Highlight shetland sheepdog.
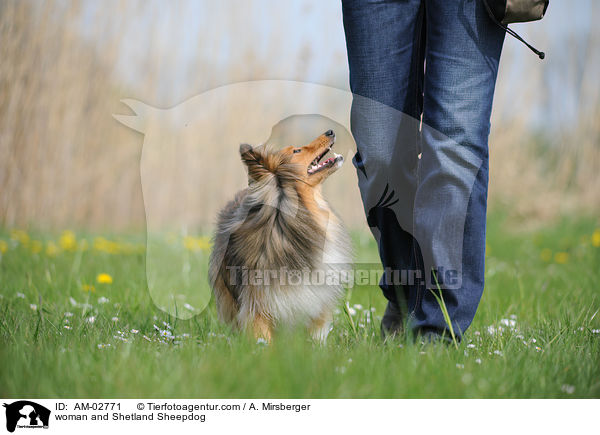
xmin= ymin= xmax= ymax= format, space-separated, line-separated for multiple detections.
xmin=208 ymin=130 xmax=351 ymax=342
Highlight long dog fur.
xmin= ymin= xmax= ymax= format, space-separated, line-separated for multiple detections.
xmin=208 ymin=141 xmax=351 ymax=341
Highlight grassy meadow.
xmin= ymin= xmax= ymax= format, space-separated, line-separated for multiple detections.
xmin=1 ymin=0 xmax=600 ymax=401
xmin=1 ymin=214 xmax=599 ymax=398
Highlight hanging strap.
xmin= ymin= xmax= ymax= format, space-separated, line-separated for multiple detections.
xmin=483 ymin=0 xmax=546 ymax=59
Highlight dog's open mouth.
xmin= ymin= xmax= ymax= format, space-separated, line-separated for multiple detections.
xmin=307 ymin=144 xmax=343 ymax=175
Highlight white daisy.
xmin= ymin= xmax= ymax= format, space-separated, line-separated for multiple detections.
xmin=561 ymin=384 xmax=575 ymax=394
xmin=500 ymin=318 xmax=516 ymax=328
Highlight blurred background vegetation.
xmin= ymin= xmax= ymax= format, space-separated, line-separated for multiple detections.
xmin=1 ymin=0 xmax=598 ymax=231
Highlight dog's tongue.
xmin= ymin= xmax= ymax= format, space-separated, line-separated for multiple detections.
xmin=308 ymin=153 xmax=342 ymax=174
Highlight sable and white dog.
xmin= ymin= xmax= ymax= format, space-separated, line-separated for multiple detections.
xmin=209 ymin=130 xmax=351 ymax=342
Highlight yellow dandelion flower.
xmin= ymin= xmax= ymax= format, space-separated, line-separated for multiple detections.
xmin=93 ymin=237 xmax=108 ymax=251
xmin=59 ymin=230 xmax=77 ymax=251
xmin=540 ymin=248 xmax=552 ymax=262
xmin=97 ymin=273 xmax=113 ymax=284
xmin=119 ymin=242 xmax=141 ymax=255
xmin=592 ymin=229 xmax=600 ymax=248
xmin=82 ymin=284 xmax=96 ymax=293
xmin=183 ymin=236 xmax=213 ymax=252
xmin=10 ymin=229 xmax=29 ymax=246
xmin=45 ymin=241 xmax=60 ymax=256
xmin=554 ymin=252 xmax=569 ymax=264
xmin=30 ymin=240 xmax=43 ymax=254
xmin=94 ymin=237 xmax=120 ymax=254
xmin=0 ymin=240 xmax=7 ymax=254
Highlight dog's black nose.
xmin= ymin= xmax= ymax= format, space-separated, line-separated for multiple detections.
xmin=324 ymin=129 xmax=334 ymax=137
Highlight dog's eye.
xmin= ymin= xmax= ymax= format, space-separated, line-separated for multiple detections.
xmin=293 ymin=148 xmax=301 ymax=154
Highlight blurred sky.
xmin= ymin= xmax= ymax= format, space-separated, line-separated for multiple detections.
xmin=77 ymin=0 xmax=598 ymax=132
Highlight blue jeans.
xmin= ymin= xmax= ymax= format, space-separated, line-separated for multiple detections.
xmin=342 ymin=0 xmax=505 ymax=338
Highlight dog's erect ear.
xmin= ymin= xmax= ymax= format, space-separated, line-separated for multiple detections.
xmin=239 ymin=143 xmax=256 ymax=164
xmin=239 ymin=143 xmax=253 ymax=156
xmin=239 ymin=143 xmax=280 ymax=184
xmin=239 ymin=143 xmax=262 ymax=168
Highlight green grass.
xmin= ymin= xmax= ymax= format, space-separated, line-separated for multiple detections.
xmin=1 ymin=214 xmax=599 ymax=398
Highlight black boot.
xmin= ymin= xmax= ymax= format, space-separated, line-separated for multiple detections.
xmin=380 ymin=300 xmax=404 ymax=338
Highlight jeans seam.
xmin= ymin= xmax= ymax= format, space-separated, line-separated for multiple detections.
xmin=410 ymin=0 xmax=425 ymax=320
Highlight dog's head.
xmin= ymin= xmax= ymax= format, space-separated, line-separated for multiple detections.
xmin=240 ymin=130 xmax=343 ymax=187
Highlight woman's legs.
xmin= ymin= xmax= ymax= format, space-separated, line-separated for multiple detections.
xmin=342 ymin=0 xmax=425 ymax=313
xmin=410 ymin=0 xmax=505 ymax=337
xmin=342 ymin=0 xmax=505 ymax=339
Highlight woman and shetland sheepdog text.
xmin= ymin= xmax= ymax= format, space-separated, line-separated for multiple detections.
xmin=209 ymin=130 xmax=352 ymax=342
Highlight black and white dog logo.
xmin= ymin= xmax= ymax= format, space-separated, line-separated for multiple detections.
xmin=3 ymin=401 xmax=50 ymax=432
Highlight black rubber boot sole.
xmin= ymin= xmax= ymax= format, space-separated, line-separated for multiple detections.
xmin=380 ymin=300 xmax=404 ymax=339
